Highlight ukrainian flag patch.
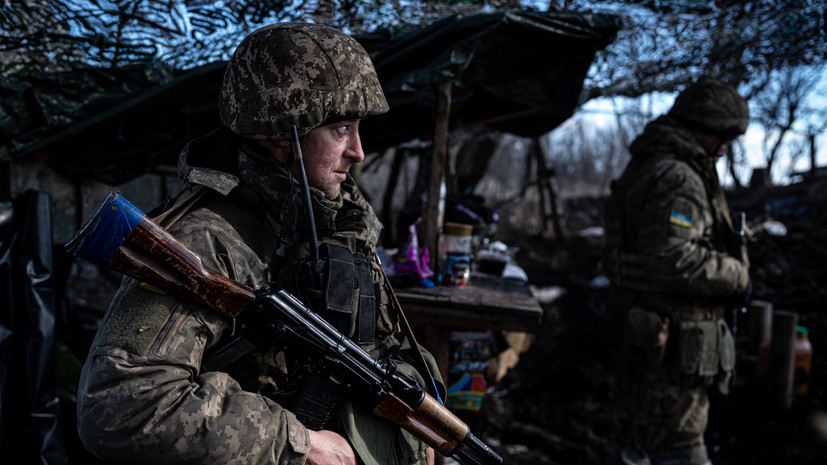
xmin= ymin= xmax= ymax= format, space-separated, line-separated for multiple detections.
xmin=669 ymin=211 xmax=692 ymax=228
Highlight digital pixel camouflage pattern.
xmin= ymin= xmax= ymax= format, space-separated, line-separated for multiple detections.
xmin=78 ymin=130 xmax=441 ymax=465
xmin=220 ymin=22 xmax=389 ymax=140
xmin=601 ymin=79 xmax=750 ymax=464
xmin=77 ymin=22 xmax=438 ymax=465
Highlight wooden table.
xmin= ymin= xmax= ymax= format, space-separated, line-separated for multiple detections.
xmin=394 ymin=271 xmax=544 ymax=382
xmin=394 ymin=272 xmax=542 ymax=464
xmin=396 ymin=271 xmax=543 ymax=330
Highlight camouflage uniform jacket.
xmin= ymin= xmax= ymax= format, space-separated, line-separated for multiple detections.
xmin=77 ymin=129 xmax=440 ymax=465
xmin=602 ymin=115 xmax=750 ymax=317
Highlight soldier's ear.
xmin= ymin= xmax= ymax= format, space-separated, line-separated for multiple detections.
xmin=257 ymin=139 xmax=292 ymax=163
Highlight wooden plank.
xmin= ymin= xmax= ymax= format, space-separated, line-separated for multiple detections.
xmin=395 ymin=274 xmax=543 ymax=332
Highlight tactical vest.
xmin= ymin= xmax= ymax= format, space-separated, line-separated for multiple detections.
xmin=603 ymin=152 xmax=736 ymax=393
xmin=153 ymin=181 xmax=386 ymax=354
xmin=602 ymin=154 xmax=660 ymax=294
xmin=602 ymin=153 xmax=738 ymax=300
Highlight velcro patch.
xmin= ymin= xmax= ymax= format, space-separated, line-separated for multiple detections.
xmin=669 ymin=211 xmax=692 ymax=228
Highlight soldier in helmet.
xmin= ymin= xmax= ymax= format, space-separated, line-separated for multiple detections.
xmin=601 ymin=77 xmax=751 ymax=465
xmin=76 ymin=23 xmax=443 ymax=465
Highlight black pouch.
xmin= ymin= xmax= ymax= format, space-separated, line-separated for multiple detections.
xmin=297 ymin=243 xmax=355 ymax=335
xmin=297 ymin=243 xmax=377 ymax=345
xmin=321 ymin=243 xmax=358 ymax=314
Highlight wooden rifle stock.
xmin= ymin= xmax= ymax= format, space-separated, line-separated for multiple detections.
xmin=65 ymin=191 xmax=253 ymax=317
xmin=65 ymin=191 xmax=502 ymax=465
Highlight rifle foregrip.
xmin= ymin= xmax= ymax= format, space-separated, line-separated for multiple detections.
xmin=65 ymin=191 xmax=255 ymax=317
xmin=374 ymin=393 xmax=503 ymax=465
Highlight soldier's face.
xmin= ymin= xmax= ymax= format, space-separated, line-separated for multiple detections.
xmin=302 ymin=119 xmax=365 ymax=199
xmin=695 ymin=132 xmax=729 ymax=162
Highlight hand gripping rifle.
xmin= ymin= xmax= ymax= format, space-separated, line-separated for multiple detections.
xmin=65 ymin=191 xmax=502 ymax=465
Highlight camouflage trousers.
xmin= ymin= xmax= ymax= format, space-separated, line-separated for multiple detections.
xmin=614 ymin=364 xmax=710 ymax=456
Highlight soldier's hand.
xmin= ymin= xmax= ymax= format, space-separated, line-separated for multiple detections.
xmin=306 ymin=429 xmax=357 ymax=465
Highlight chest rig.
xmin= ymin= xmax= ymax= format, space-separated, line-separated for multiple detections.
xmin=603 ymin=150 xmax=737 ymax=295
xmin=152 ymin=178 xmax=379 ymax=350
xmin=284 ymin=239 xmax=378 ymax=346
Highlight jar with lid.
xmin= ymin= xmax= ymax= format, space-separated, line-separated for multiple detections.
xmin=441 ymin=222 xmax=473 ymax=285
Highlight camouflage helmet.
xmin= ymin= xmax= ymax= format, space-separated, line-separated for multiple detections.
xmin=668 ymin=77 xmax=749 ymax=140
xmin=219 ymin=22 xmax=389 ymax=139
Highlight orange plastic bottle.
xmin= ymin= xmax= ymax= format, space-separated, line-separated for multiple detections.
xmin=793 ymin=326 xmax=813 ymax=396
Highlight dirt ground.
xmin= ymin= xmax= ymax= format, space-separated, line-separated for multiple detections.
xmin=477 ymin=175 xmax=827 ymax=464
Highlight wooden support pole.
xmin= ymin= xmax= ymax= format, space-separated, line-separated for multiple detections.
xmin=423 ymin=81 xmax=451 ymax=280
xmin=533 ymin=138 xmax=565 ymax=240
xmin=748 ymin=300 xmax=773 ymax=354
xmin=533 ymin=140 xmax=551 ymax=232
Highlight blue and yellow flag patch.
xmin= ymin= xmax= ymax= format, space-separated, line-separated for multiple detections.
xmin=669 ymin=211 xmax=692 ymax=228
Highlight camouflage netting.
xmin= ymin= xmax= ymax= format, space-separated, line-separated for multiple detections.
xmin=0 ymin=63 xmax=226 ymax=185
xmin=1 ymin=10 xmax=620 ymax=185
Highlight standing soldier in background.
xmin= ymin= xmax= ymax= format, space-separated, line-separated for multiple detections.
xmin=75 ymin=22 xmax=443 ymax=465
xmin=602 ymin=77 xmax=751 ymax=465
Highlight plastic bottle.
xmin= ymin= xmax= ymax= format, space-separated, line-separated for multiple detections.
xmin=793 ymin=326 xmax=813 ymax=396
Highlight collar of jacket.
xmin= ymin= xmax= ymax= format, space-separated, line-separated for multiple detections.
xmin=175 ymin=127 xmax=383 ymax=252
xmin=177 ymin=127 xmax=243 ymax=195
xmin=235 ymin=143 xmax=383 ymax=253
xmin=629 ymin=115 xmax=717 ymax=181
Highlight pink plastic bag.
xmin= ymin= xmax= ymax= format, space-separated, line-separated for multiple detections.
xmin=392 ymin=220 xmax=433 ymax=286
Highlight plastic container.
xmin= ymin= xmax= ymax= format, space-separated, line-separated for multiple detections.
xmin=442 ymin=222 xmax=473 ymax=254
xmin=441 ymin=222 xmax=473 ymax=286
xmin=478 ymin=250 xmax=508 ymax=276
xmin=793 ymin=326 xmax=813 ymax=396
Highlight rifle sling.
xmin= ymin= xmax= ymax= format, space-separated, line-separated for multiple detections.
xmin=152 ymin=184 xmax=212 ymax=229
xmin=378 ymin=264 xmax=441 ymax=401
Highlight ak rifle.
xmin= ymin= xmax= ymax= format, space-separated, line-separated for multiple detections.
xmin=65 ymin=191 xmax=502 ymax=465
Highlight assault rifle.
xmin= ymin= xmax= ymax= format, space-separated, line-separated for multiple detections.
xmin=65 ymin=191 xmax=502 ymax=465
xmin=731 ymin=210 xmax=749 ymax=338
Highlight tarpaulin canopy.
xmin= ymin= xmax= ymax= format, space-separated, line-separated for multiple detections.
xmin=0 ymin=9 xmax=620 ymax=186
xmin=358 ymin=9 xmax=621 ymax=152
